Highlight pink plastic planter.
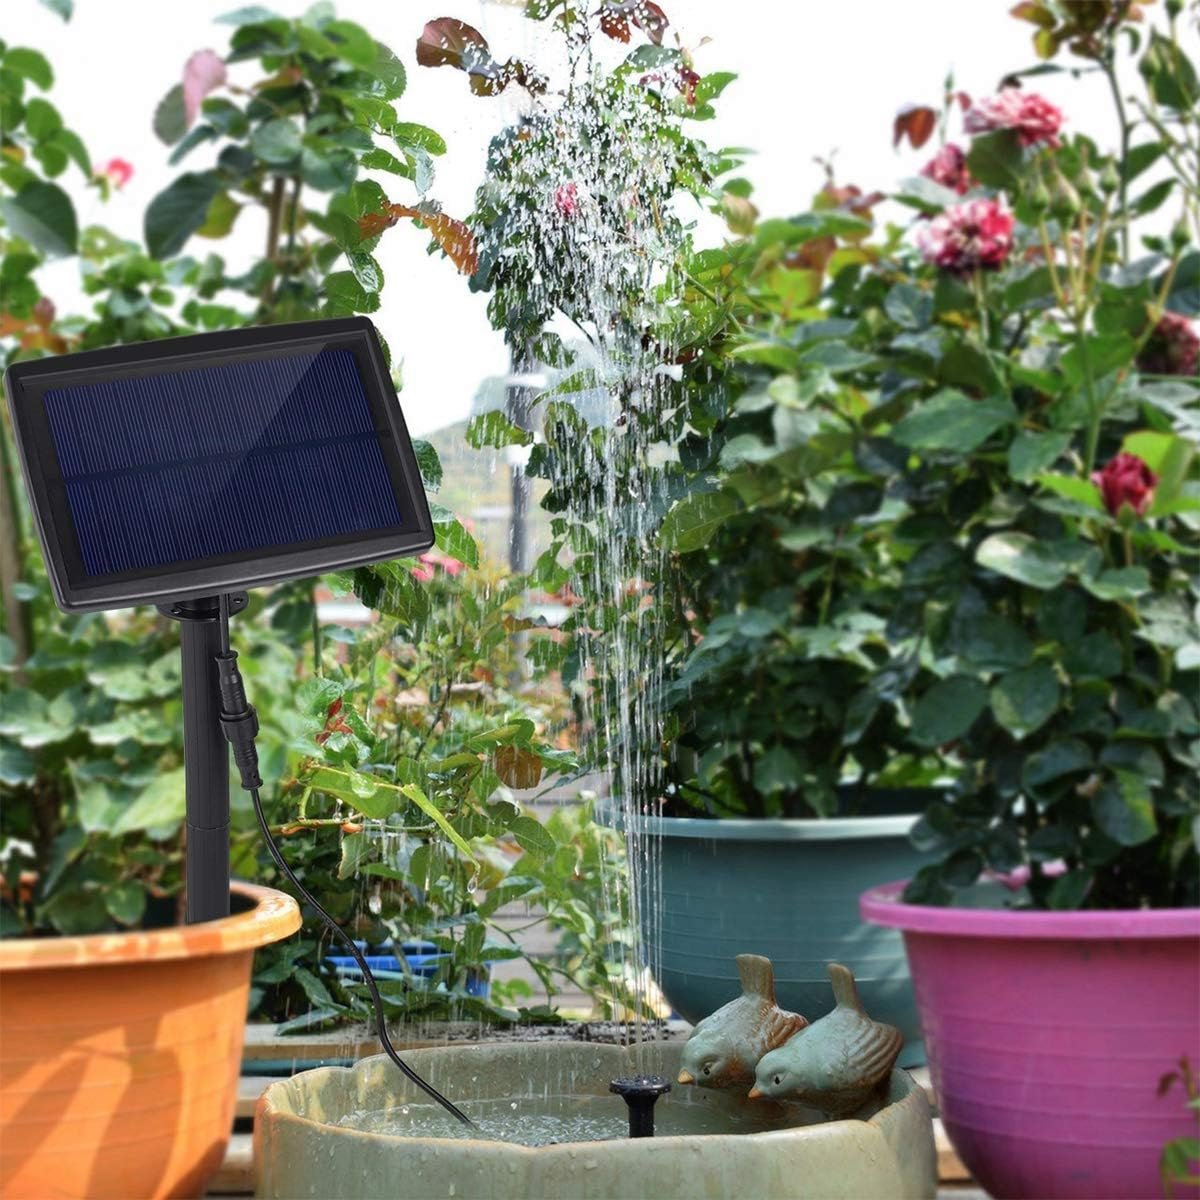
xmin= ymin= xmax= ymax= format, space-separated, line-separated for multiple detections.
xmin=861 ymin=880 xmax=1200 ymax=1199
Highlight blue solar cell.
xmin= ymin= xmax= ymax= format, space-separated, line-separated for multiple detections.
xmin=42 ymin=347 xmax=404 ymax=577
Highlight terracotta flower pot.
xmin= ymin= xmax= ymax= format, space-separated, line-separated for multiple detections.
xmin=861 ymin=879 xmax=1200 ymax=1200
xmin=0 ymin=881 xmax=300 ymax=1200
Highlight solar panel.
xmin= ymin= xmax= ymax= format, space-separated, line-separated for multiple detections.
xmin=5 ymin=318 xmax=434 ymax=611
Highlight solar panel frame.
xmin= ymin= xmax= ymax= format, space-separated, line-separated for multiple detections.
xmin=4 ymin=317 xmax=435 ymax=612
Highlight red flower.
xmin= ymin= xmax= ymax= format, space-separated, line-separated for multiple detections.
xmin=553 ymin=182 xmax=579 ymax=219
xmin=1137 ymin=311 xmax=1199 ymax=378
xmin=1091 ymin=452 xmax=1158 ymax=518
xmin=964 ymin=88 xmax=1064 ymax=148
xmin=920 ymin=143 xmax=973 ymax=195
xmin=916 ymin=197 xmax=1014 ymax=273
xmin=102 ymin=158 xmax=134 ymax=189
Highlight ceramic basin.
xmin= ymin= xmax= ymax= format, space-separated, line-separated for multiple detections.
xmin=255 ymin=1042 xmax=935 ymax=1199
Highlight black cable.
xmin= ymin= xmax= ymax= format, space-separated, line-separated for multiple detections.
xmin=217 ymin=594 xmax=474 ymax=1127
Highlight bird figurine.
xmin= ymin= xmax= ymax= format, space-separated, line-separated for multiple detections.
xmin=677 ymin=954 xmax=808 ymax=1090
xmin=748 ymin=962 xmax=902 ymax=1118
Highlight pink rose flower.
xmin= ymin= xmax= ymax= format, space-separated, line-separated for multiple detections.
xmin=916 ymin=197 xmax=1014 ymax=273
xmin=1091 ymin=452 xmax=1158 ymax=518
xmin=920 ymin=143 xmax=973 ymax=195
xmin=102 ymin=158 xmax=134 ymax=189
xmin=410 ymin=560 xmax=436 ymax=583
xmin=964 ymin=87 xmax=1063 ymax=148
xmin=1137 ymin=311 xmax=1199 ymax=378
xmin=553 ymin=182 xmax=579 ymax=219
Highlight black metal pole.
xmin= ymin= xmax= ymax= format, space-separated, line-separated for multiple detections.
xmin=160 ymin=593 xmax=247 ymax=923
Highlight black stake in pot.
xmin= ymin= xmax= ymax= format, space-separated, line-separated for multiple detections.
xmin=610 ymin=1076 xmax=671 ymax=1138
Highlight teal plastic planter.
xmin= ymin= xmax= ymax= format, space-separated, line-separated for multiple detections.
xmin=608 ymin=805 xmax=930 ymax=1066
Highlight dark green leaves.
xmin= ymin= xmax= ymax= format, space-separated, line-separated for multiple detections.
xmin=144 ymin=171 xmax=221 ymax=258
xmin=4 ymin=47 xmax=54 ymax=90
xmin=991 ymin=662 xmax=1060 ymax=738
xmin=892 ymin=389 xmax=1016 ymax=453
xmin=911 ymin=676 xmax=988 ymax=745
xmin=466 ymin=410 xmax=533 ymax=450
xmin=660 ymin=491 xmax=740 ymax=553
xmin=1092 ymin=773 xmax=1158 ymax=846
xmin=976 ymin=532 xmax=1070 ymax=590
xmin=250 ymin=117 xmax=302 ymax=164
xmin=965 ymin=130 xmax=1024 ymax=188
xmin=153 ymin=84 xmax=188 ymax=145
xmin=1139 ymin=29 xmax=1199 ymax=112
xmin=0 ymin=181 xmax=77 ymax=257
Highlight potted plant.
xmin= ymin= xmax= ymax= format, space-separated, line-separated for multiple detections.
xmin=851 ymin=5 xmax=1200 ymax=1198
xmin=0 ymin=10 xmax=470 ymax=1195
xmin=402 ymin=0 xmax=948 ymax=1053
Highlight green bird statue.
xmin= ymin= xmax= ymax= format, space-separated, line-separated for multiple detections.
xmin=748 ymin=962 xmax=902 ymax=1118
xmin=677 ymin=954 xmax=808 ymax=1090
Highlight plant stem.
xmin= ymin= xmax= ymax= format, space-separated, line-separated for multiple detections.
xmin=1101 ymin=54 xmax=1130 ymax=264
xmin=262 ymin=175 xmax=286 ymax=307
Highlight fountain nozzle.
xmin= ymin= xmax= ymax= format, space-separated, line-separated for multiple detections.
xmin=609 ymin=1075 xmax=671 ymax=1138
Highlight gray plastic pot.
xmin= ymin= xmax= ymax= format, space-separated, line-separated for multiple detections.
xmin=603 ymin=798 xmax=931 ymax=1065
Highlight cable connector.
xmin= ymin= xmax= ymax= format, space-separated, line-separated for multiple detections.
xmin=216 ymin=650 xmax=263 ymax=790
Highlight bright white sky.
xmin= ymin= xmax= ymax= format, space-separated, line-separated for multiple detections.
xmin=14 ymin=0 xmax=1123 ymax=435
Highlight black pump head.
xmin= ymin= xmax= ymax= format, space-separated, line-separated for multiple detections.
xmin=609 ymin=1075 xmax=671 ymax=1138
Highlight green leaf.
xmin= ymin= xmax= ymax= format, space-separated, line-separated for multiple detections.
xmin=4 ymin=48 xmax=53 ymax=90
xmin=1008 ymin=430 xmax=1071 ymax=482
xmin=1081 ymin=567 xmax=1151 ymax=602
xmin=324 ymin=19 xmax=376 ymax=67
xmin=1023 ymin=738 xmax=1093 ymax=789
xmin=398 ymin=783 xmax=475 ymax=859
xmin=346 ymin=251 xmax=383 ymax=293
xmin=215 ymin=5 xmax=279 ymax=22
xmin=250 ymin=117 xmax=302 ymax=164
xmin=144 ymin=171 xmax=220 ymax=258
xmin=38 ymin=0 xmax=73 ymax=20
xmin=1122 ymin=431 xmax=1195 ymax=513
xmin=965 ymin=129 xmax=1024 ymax=188
xmin=911 ymin=676 xmax=989 ymax=746
xmin=509 ymin=815 xmax=555 ymax=857
xmin=976 ymin=532 xmax=1070 ymax=589
xmin=24 ymin=97 xmax=62 ymax=140
xmin=1037 ymin=472 xmax=1105 ymax=511
xmin=323 ymin=270 xmax=380 ymax=315
xmin=991 ymin=662 xmax=1060 ymax=738
xmin=660 ymin=491 xmax=741 ymax=553
xmin=412 ymin=439 xmax=442 ymax=490
xmin=753 ymin=745 xmax=801 ymax=794
xmin=103 ymin=881 xmax=146 ymax=926
xmin=0 ymin=181 xmax=78 ymax=257
xmin=1139 ymin=29 xmax=1199 ymax=111
xmin=466 ymin=410 xmax=533 ymax=450
xmin=393 ymin=122 xmax=446 ymax=156
xmin=196 ymin=190 xmax=240 ymax=238
xmin=1091 ymin=772 xmax=1158 ymax=846
xmin=956 ymin=614 xmax=1034 ymax=671
xmin=368 ymin=41 xmax=407 ymax=99
xmin=892 ymin=389 xmax=1016 ymax=453
xmin=153 ymin=83 xmax=187 ymax=145
xmin=0 ymin=743 xmax=35 ymax=786
xmin=430 ymin=508 xmax=479 ymax=568
xmin=360 ymin=148 xmax=409 ymax=176
xmin=1060 ymin=334 xmax=1135 ymax=389
xmin=884 ymin=282 xmax=933 ymax=330
xmin=111 ymin=768 xmax=187 ymax=837
xmin=1047 ymin=870 xmax=1093 ymax=909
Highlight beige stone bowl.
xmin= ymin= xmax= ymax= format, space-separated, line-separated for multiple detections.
xmin=255 ymin=1041 xmax=935 ymax=1199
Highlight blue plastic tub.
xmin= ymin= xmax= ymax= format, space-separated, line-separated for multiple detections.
xmin=326 ymin=940 xmax=490 ymax=999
